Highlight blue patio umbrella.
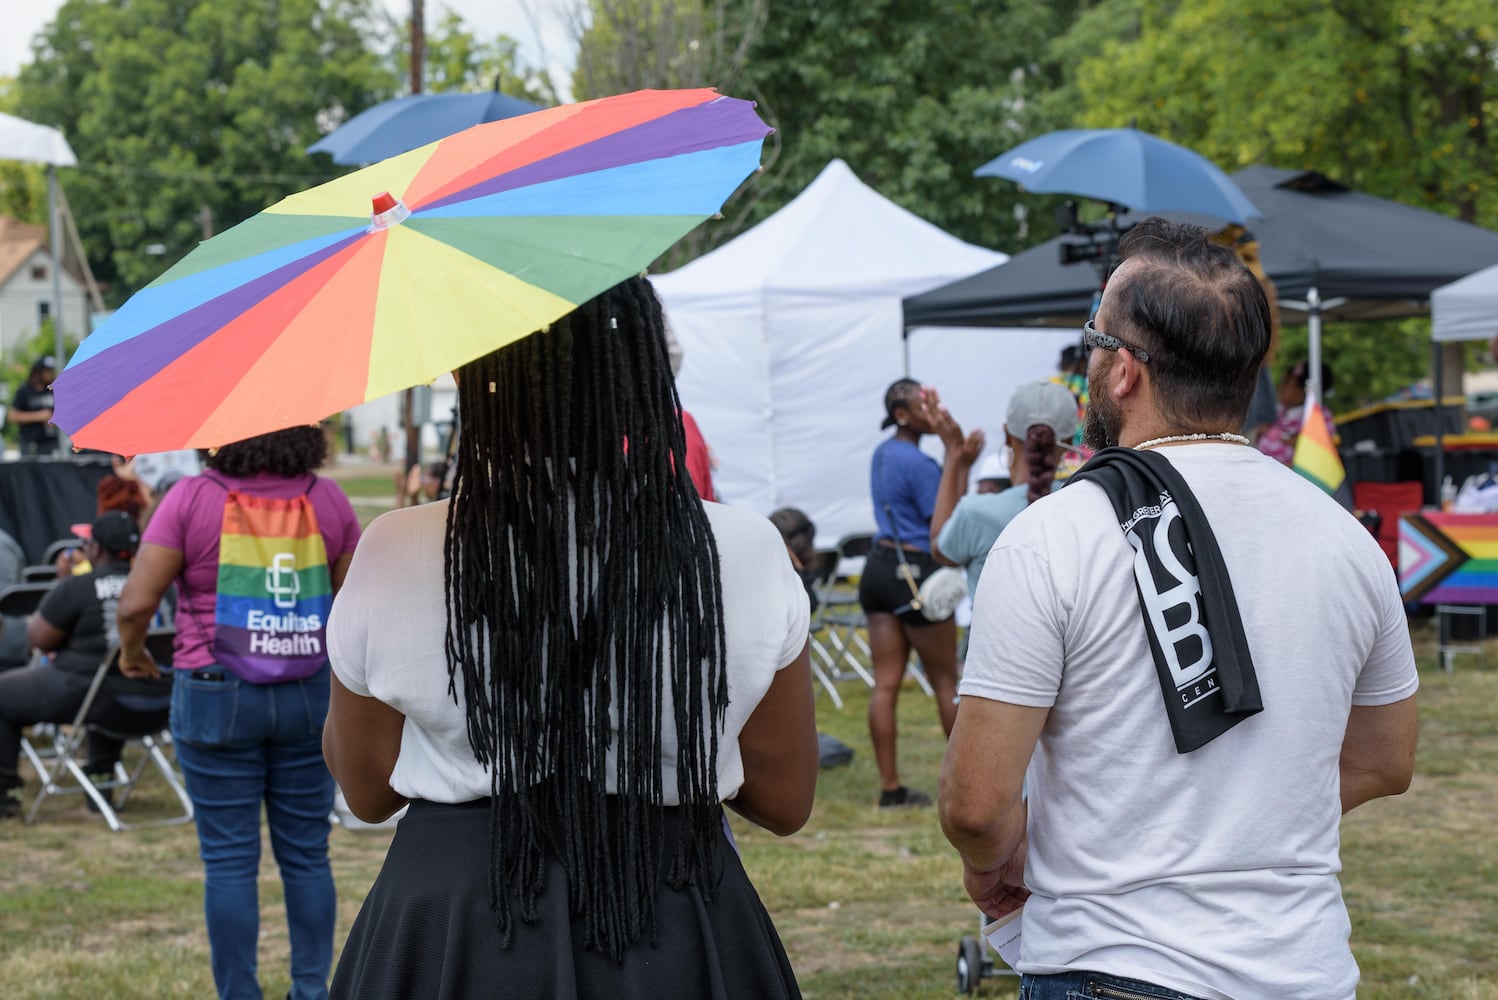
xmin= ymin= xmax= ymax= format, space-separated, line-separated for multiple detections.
xmin=977 ymin=128 xmax=1260 ymax=224
xmin=307 ymin=88 xmax=543 ymax=165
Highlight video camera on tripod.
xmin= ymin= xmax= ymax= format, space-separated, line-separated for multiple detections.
xmin=1055 ymin=201 xmax=1134 ymax=322
xmin=1055 ymin=200 xmax=1131 ymax=270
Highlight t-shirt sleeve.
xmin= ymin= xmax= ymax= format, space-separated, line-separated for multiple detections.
xmin=326 ymin=528 xmax=373 ymax=698
xmin=314 ymin=478 xmax=362 ymax=560
xmin=775 ymin=550 xmax=812 ymax=668
xmin=937 ymin=500 xmax=983 ymax=565
xmin=38 ymin=577 xmax=86 ymax=632
xmin=959 ymin=541 xmax=1066 ymax=707
xmin=1351 ymin=565 xmax=1419 ymax=706
xmin=141 ymin=478 xmax=196 ymax=552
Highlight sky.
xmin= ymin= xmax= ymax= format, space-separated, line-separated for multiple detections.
xmin=0 ymin=0 xmax=577 ymax=92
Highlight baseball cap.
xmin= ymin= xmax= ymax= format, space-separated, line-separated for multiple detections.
xmin=89 ymin=512 xmax=141 ymax=560
xmin=1006 ymin=381 xmax=1079 ymax=441
xmin=975 ymin=452 xmax=1006 ymax=482
xmin=32 ymin=354 xmax=57 ymax=374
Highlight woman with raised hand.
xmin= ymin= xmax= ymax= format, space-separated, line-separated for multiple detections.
xmin=860 ymin=380 xmax=979 ymax=809
xmin=323 ymin=276 xmax=818 ymax=999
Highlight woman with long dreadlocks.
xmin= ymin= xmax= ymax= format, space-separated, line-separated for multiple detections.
xmin=323 ymin=276 xmax=818 ymax=999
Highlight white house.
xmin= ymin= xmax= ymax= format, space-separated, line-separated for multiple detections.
xmin=0 ymin=216 xmax=88 ymax=357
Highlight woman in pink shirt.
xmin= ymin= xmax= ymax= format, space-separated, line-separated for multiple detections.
xmin=117 ymin=426 xmax=360 ymax=1000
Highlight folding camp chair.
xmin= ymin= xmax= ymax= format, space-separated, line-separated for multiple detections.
xmin=23 ymin=629 xmax=192 ymax=831
xmin=0 ymin=581 xmax=53 ymax=618
xmin=800 ymin=550 xmax=848 ymax=708
xmin=21 ymin=565 xmax=58 ymax=583
xmin=812 ymin=534 xmax=877 ymax=690
xmin=41 ymin=539 xmax=79 ymax=566
xmin=0 ymin=582 xmax=55 ymax=673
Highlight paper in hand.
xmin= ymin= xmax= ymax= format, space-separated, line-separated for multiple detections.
xmin=981 ymin=908 xmax=1023 ymax=969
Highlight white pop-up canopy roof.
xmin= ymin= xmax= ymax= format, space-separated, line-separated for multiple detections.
xmin=1432 ymin=263 xmax=1498 ymax=343
xmin=655 ymin=159 xmax=1078 ymax=544
xmin=0 ymin=112 xmax=77 ymax=167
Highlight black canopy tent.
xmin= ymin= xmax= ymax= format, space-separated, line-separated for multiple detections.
xmin=904 ymin=166 xmax=1498 ymax=330
xmin=903 ymin=166 xmax=1498 ymax=490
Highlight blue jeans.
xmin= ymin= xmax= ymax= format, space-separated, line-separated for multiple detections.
xmin=172 ymin=664 xmax=336 ymax=1000
xmin=1021 ymin=970 xmax=1208 ymax=1000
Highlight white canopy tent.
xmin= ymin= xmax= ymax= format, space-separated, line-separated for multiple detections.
xmin=0 ymin=112 xmax=78 ymax=364
xmin=1432 ymin=263 xmax=1498 ymax=343
xmin=655 ymin=159 xmax=1078 ymax=544
xmin=1428 ymin=263 xmax=1498 ymax=489
xmin=0 ymin=113 xmax=77 ymax=168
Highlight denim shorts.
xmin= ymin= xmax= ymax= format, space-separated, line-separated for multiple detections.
xmin=1020 ymin=970 xmax=1209 ymax=1000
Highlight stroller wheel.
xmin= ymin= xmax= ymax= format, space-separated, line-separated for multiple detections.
xmin=956 ymin=935 xmax=985 ymax=995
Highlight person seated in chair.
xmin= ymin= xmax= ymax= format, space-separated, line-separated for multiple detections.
xmin=769 ymin=507 xmax=821 ymax=612
xmin=0 ymin=512 xmax=171 ymax=817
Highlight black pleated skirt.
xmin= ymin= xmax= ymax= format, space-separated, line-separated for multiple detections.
xmin=331 ymin=799 xmax=802 ymax=1000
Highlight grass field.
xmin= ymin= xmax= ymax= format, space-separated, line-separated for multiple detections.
xmin=0 ymin=621 xmax=1492 ymax=998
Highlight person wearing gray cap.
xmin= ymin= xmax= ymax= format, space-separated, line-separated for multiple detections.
xmin=927 ymin=380 xmax=1080 ymax=599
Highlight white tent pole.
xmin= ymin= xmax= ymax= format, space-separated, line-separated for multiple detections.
xmin=1433 ymin=338 xmax=1445 ymax=500
xmin=1306 ymin=285 xmax=1322 ymax=405
xmin=902 ymin=328 xmax=911 ymax=377
xmin=48 ymin=165 xmax=64 ymax=362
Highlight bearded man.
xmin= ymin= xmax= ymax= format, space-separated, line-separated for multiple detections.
xmin=939 ymin=217 xmax=1417 ymax=1000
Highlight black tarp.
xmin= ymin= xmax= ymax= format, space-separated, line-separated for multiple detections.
xmin=0 ymin=460 xmax=112 ymax=564
xmin=903 ymin=166 xmax=1498 ymax=329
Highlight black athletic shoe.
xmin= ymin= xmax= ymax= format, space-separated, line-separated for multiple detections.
xmin=878 ymin=785 xmax=932 ymax=809
xmin=0 ymin=781 xmax=23 ymax=820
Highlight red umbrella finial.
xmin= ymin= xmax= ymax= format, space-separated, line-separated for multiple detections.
xmin=370 ymin=191 xmax=411 ymax=231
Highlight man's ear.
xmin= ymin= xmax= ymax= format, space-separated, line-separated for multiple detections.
xmin=1110 ymin=349 xmax=1147 ymax=401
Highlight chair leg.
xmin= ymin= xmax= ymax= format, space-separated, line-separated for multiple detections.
xmin=828 ymin=627 xmax=876 ymax=687
xmin=26 ymin=730 xmax=194 ymax=830
xmin=140 ymin=735 xmax=194 ymax=824
xmin=810 ymin=658 xmax=844 ymax=710
xmin=905 ymin=659 xmax=935 ymax=697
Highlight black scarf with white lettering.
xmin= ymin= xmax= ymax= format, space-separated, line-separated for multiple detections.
xmin=1072 ymin=446 xmax=1263 ymax=752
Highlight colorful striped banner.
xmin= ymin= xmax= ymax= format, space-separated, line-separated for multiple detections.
xmin=1398 ymin=512 xmax=1498 ymax=604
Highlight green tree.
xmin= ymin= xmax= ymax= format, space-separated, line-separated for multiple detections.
xmin=15 ymin=0 xmax=398 ymax=303
xmin=569 ymin=0 xmax=764 ymax=102
xmin=1066 ymin=0 xmax=1497 ymax=225
xmin=731 ymin=0 xmax=1094 ymax=255
xmin=395 ymin=8 xmax=558 ymax=103
xmin=1053 ymin=0 xmax=1498 ymax=407
xmin=0 ymin=77 xmax=47 ymax=226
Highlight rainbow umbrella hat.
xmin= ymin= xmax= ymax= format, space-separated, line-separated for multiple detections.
xmin=53 ymin=89 xmax=770 ymax=455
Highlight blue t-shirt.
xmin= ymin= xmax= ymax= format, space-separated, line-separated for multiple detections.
xmin=936 ymin=484 xmax=1029 ymax=597
xmin=871 ymin=438 xmax=941 ymax=552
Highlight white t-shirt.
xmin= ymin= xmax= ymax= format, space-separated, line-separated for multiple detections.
xmin=961 ymin=444 xmax=1418 ymax=1000
xmin=328 ymin=499 xmax=809 ymax=806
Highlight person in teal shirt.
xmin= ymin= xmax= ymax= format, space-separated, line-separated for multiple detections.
xmin=931 ymin=381 xmax=1080 ymax=600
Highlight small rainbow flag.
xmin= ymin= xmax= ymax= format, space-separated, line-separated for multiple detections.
xmin=1292 ymin=393 xmax=1345 ymax=494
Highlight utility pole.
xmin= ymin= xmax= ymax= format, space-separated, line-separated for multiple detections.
xmin=401 ymin=0 xmax=425 ymax=503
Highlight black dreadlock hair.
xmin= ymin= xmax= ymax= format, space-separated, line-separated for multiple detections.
xmin=444 ymin=276 xmax=729 ymax=962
